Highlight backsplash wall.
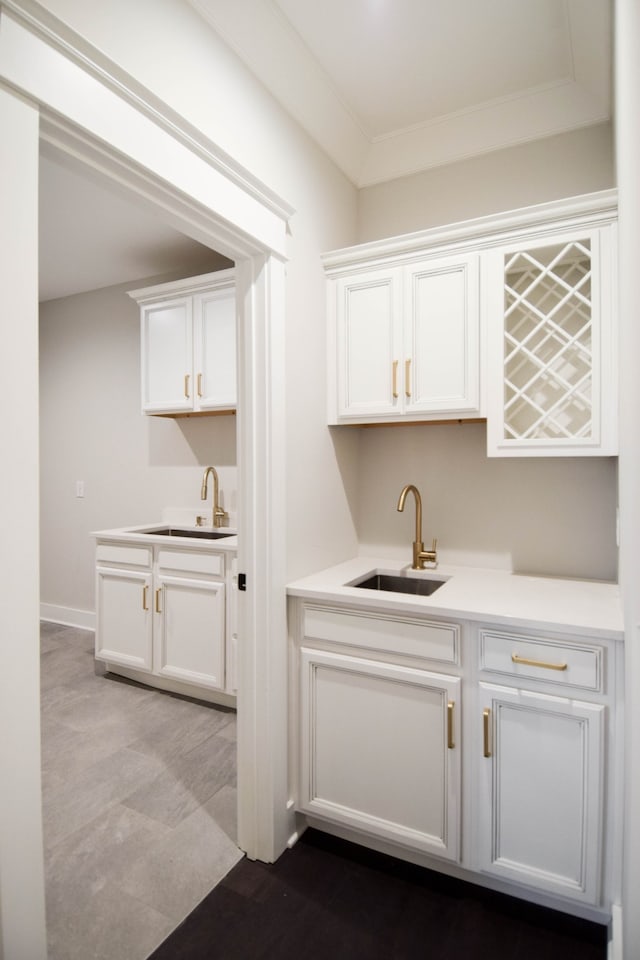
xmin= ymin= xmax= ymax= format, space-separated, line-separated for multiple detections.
xmin=351 ymin=421 xmax=617 ymax=582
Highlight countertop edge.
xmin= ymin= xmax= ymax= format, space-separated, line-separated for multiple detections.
xmin=286 ymin=558 xmax=624 ymax=641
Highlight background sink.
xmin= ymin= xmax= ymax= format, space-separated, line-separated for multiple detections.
xmin=142 ymin=528 xmax=234 ymax=540
xmin=352 ymin=573 xmax=445 ymax=596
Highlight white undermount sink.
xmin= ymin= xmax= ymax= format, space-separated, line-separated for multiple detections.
xmin=137 ymin=527 xmax=234 ymax=540
xmin=348 ymin=571 xmax=447 ymax=597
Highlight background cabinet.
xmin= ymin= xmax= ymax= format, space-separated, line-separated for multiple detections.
xmin=154 ymin=573 xmax=225 ymax=690
xmin=96 ymin=565 xmax=153 ymax=671
xmin=131 ymin=269 xmax=236 ymax=416
xmin=330 ymin=252 xmax=480 ymax=423
xmin=95 ymin=541 xmax=232 ymax=697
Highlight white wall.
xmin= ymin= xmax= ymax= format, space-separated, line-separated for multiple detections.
xmin=39 ymin=276 xmax=239 ymax=618
xmin=0 ymin=87 xmax=47 ymax=960
xmin=352 ymin=423 xmax=617 ymax=581
xmin=357 ymin=123 xmax=614 ymax=242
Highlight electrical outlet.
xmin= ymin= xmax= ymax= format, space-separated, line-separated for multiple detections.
xmin=76 ymin=480 xmax=85 ymax=498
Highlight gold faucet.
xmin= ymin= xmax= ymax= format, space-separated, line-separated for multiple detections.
xmin=200 ymin=466 xmax=228 ymax=528
xmin=397 ymin=484 xmax=438 ymax=569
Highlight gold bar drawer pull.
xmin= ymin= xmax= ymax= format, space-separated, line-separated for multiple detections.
xmin=483 ymin=708 xmax=491 ymax=757
xmin=511 ymin=652 xmax=568 ymax=671
xmin=184 ymin=374 xmax=190 ymax=399
xmin=392 ymin=360 xmax=399 ymax=399
xmin=155 ymin=588 xmax=162 ymax=614
xmin=142 ymin=585 xmax=149 ymax=611
xmin=447 ymin=701 xmax=455 ymax=749
xmin=405 ymin=358 xmax=411 ymax=397
xmin=197 ymin=373 xmax=203 ymax=397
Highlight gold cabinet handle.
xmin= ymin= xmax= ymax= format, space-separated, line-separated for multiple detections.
xmin=197 ymin=373 xmax=203 ymax=398
xmin=142 ymin=585 xmax=149 ymax=611
xmin=392 ymin=360 xmax=399 ymax=399
xmin=447 ymin=701 xmax=455 ymax=749
xmin=184 ymin=374 xmax=190 ymax=399
xmin=405 ymin=358 xmax=411 ymax=397
xmin=155 ymin=588 xmax=162 ymax=614
xmin=483 ymin=708 xmax=491 ymax=757
xmin=511 ymin=652 xmax=568 ymax=672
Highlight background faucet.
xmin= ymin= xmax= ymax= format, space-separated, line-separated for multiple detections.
xmin=200 ymin=466 xmax=228 ymax=528
xmin=397 ymin=484 xmax=438 ymax=569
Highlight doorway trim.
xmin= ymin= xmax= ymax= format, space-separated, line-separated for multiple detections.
xmin=0 ymin=0 xmax=294 ymax=870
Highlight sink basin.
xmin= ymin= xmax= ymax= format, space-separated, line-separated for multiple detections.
xmin=351 ymin=572 xmax=446 ymax=597
xmin=140 ymin=528 xmax=234 ymax=540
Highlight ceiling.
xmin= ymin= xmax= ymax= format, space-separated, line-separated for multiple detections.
xmin=188 ymin=0 xmax=611 ymax=186
xmin=39 ymin=149 xmax=227 ymax=302
xmin=39 ymin=0 xmax=611 ymax=302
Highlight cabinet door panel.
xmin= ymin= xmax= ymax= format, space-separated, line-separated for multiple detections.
xmin=477 ymin=682 xmax=604 ymax=903
xmin=195 ymin=289 xmax=236 ymax=410
xmin=95 ymin=568 xmax=152 ymax=671
xmin=299 ymin=646 xmax=460 ymax=860
xmin=141 ymin=299 xmax=193 ymax=413
xmin=155 ymin=576 xmax=225 ymax=690
xmin=405 ymin=255 xmax=479 ymax=414
xmin=486 ymin=225 xmax=617 ymax=456
xmin=336 ymin=269 xmax=402 ymax=417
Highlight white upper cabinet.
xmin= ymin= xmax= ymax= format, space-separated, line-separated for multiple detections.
xmin=334 ymin=266 xmax=402 ymax=419
xmin=130 ymin=269 xmax=236 ymax=416
xmin=485 ymin=223 xmax=617 ymax=456
xmin=405 ymin=255 xmax=479 ymax=416
xmin=324 ymin=190 xmax=617 ymax=454
xmin=329 ymin=252 xmax=480 ymax=423
xmin=195 ymin=287 xmax=236 ymax=410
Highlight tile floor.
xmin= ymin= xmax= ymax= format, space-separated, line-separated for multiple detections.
xmin=40 ymin=622 xmax=242 ymax=960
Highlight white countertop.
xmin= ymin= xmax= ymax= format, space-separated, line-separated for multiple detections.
xmin=92 ymin=523 xmax=238 ymax=552
xmin=287 ymin=557 xmax=624 ymax=640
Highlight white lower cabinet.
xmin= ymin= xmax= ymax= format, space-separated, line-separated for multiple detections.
xmin=154 ymin=573 xmax=225 ymax=690
xmin=476 ymin=682 xmax=604 ymax=904
xmin=96 ymin=540 xmax=233 ymax=696
xmin=299 ymin=645 xmax=461 ymax=860
xmin=291 ymin=599 xmax=618 ymax=917
xmin=96 ymin=565 xmax=153 ymax=671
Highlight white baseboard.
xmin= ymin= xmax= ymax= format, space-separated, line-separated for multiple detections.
xmin=40 ymin=603 xmax=95 ymax=631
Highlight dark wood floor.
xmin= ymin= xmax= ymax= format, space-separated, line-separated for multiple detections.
xmin=148 ymin=828 xmax=608 ymax=959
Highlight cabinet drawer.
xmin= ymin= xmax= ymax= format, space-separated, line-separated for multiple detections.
xmin=157 ymin=548 xmax=224 ymax=577
xmin=96 ymin=543 xmax=151 ymax=568
xmin=479 ymin=630 xmax=602 ymax=692
xmin=303 ymin=604 xmax=459 ymax=664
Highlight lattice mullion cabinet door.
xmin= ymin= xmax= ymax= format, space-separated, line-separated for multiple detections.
xmin=485 ymin=225 xmax=617 ymax=456
xmin=332 ymin=266 xmax=404 ymax=421
xmin=403 ymin=253 xmax=480 ymax=417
